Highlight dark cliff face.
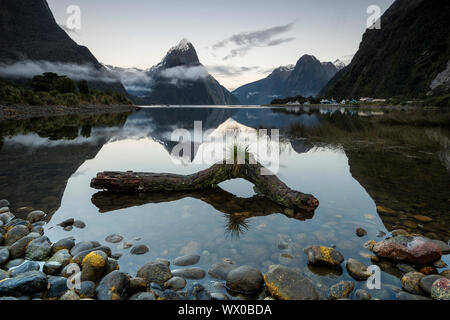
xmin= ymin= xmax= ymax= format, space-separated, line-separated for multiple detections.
xmin=0 ymin=0 xmax=100 ymax=65
xmin=138 ymin=39 xmax=239 ymax=105
xmin=0 ymin=0 xmax=126 ymax=93
xmin=233 ymin=55 xmax=338 ymax=105
xmin=322 ymin=0 xmax=450 ymax=99
xmin=284 ymin=55 xmax=336 ymax=98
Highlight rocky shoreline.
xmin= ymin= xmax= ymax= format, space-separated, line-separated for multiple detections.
xmin=0 ymin=104 xmax=139 ymax=121
xmin=0 ymin=199 xmax=449 ymax=300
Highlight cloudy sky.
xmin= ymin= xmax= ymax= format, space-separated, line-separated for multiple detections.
xmin=47 ymin=0 xmax=394 ymax=90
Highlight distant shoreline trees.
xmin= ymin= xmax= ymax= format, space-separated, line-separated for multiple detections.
xmin=0 ymin=73 xmax=131 ymax=106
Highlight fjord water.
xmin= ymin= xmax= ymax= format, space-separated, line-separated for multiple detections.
xmin=0 ymin=107 xmax=449 ymax=299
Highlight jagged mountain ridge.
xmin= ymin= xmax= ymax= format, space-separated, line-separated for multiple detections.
xmin=108 ymin=39 xmax=239 ymax=105
xmin=233 ymin=55 xmax=341 ymax=105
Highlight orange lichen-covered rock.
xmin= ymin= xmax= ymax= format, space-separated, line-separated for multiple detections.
xmin=264 ymin=265 xmax=318 ymax=300
xmin=304 ymin=245 xmax=344 ymax=268
xmin=80 ymin=250 xmax=108 ymax=282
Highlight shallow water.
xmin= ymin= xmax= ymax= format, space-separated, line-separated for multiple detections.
xmin=0 ymin=106 xmax=449 ymax=300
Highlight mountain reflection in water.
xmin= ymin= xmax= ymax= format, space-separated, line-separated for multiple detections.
xmin=0 ymin=107 xmax=449 ymax=293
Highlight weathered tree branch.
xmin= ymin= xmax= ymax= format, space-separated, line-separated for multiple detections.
xmin=90 ymin=157 xmax=319 ymax=212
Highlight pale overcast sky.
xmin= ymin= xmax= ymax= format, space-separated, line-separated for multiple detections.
xmin=47 ymin=0 xmax=395 ymax=90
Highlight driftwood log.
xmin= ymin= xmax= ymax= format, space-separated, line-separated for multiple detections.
xmin=91 ymin=188 xmax=316 ymax=238
xmin=91 ymin=188 xmax=315 ymax=221
xmin=90 ymin=157 xmax=319 ymax=212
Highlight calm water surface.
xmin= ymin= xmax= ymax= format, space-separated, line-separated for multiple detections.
xmin=0 ymin=106 xmax=449 ymax=300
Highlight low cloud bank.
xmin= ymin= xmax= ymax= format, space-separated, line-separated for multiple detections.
xmin=160 ymin=65 xmax=210 ymax=82
xmin=0 ymin=60 xmax=117 ymax=83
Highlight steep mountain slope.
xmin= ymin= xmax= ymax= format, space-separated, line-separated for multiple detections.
xmin=138 ymin=39 xmax=239 ymax=105
xmin=0 ymin=0 xmax=126 ymax=93
xmin=322 ymin=0 xmax=450 ymax=99
xmin=233 ymin=56 xmax=339 ymax=105
xmin=232 ymin=65 xmax=294 ymax=105
xmin=283 ymin=55 xmax=336 ymax=98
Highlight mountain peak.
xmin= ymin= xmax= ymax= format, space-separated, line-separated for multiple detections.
xmin=333 ymin=59 xmax=346 ymax=70
xmin=161 ymin=39 xmax=200 ymax=68
xmin=297 ymin=54 xmax=320 ymax=63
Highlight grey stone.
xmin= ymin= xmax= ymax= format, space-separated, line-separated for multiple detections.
xmin=225 ymin=265 xmax=264 ymax=294
xmin=172 ymin=268 xmax=206 ymax=280
xmin=0 ymin=247 xmax=10 ymax=267
xmin=5 ymin=219 xmax=31 ymax=229
xmin=5 ymin=258 xmax=24 ymax=270
xmin=129 ymin=277 xmax=147 ymax=295
xmin=31 ymin=222 xmax=45 ymax=235
xmin=356 ymin=228 xmax=367 ymax=237
xmin=105 ymin=234 xmax=123 ymax=243
xmin=164 ymin=276 xmax=187 ymax=291
xmin=51 ymin=237 xmax=75 ymax=254
xmin=43 ymin=261 xmax=62 ymax=275
xmin=155 ymin=258 xmax=170 ymax=267
xmin=130 ymin=245 xmax=149 ymax=255
xmin=75 ymin=281 xmax=96 ymax=299
xmin=73 ymin=220 xmax=86 ymax=229
xmin=346 ymin=258 xmax=371 ymax=280
xmin=9 ymin=261 xmax=40 ymax=277
xmin=0 ymin=271 xmax=47 ymax=297
xmin=27 ymin=211 xmax=46 ymax=223
xmin=58 ymin=218 xmax=74 ymax=228
xmin=96 ymin=271 xmax=130 ymax=300
xmin=70 ymin=241 xmax=101 ymax=256
xmin=46 ymin=276 xmax=68 ymax=299
xmin=104 ymin=258 xmax=119 ymax=275
xmin=25 ymin=236 xmax=52 ymax=261
xmin=174 ymin=254 xmax=200 ymax=266
xmin=208 ymin=261 xmax=235 ymax=280
xmin=129 ymin=292 xmax=156 ymax=300
xmin=0 ymin=207 xmax=9 ymax=214
xmin=264 ymin=265 xmax=319 ymax=300
xmin=48 ymin=249 xmax=72 ymax=269
xmin=8 ymin=233 xmax=41 ymax=259
xmin=136 ymin=261 xmax=172 ymax=284
xmin=4 ymin=225 xmax=30 ymax=246
xmin=0 ymin=211 xmax=14 ymax=224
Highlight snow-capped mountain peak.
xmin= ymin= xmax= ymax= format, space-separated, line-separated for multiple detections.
xmin=333 ymin=59 xmax=346 ymax=70
xmin=167 ymin=38 xmax=193 ymax=54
